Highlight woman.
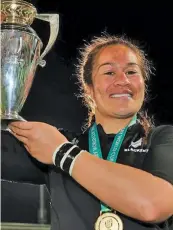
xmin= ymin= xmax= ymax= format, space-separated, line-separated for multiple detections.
xmin=2 ymin=34 xmax=173 ymax=230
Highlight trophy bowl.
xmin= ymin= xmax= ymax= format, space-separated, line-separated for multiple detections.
xmin=1 ymin=0 xmax=59 ymax=131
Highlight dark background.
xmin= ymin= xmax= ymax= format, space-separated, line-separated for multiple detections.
xmin=2 ymin=0 xmax=173 ymax=224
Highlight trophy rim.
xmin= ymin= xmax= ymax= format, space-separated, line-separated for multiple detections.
xmin=1 ymin=0 xmax=37 ymax=11
xmin=1 ymin=0 xmax=37 ymax=25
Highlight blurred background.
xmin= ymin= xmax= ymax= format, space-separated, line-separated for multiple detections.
xmin=1 ymin=0 xmax=173 ymax=226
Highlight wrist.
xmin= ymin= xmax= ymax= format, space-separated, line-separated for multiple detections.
xmin=52 ymin=141 xmax=70 ymax=165
xmin=52 ymin=142 xmax=85 ymax=176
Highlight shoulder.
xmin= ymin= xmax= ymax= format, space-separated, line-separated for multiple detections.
xmin=143 ymin=125 xmax=173 ymax=185
xmin=148 ymin=124 xmax=173 ymax=146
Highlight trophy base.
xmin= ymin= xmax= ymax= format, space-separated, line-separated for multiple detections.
xmin=1 ymin=114 xmax=26 ymax=131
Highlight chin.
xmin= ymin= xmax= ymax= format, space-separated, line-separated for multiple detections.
xmin=112 ymin=112 xmax=136 ymax=119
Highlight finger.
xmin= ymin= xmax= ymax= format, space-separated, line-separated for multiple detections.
xmin=0 ymin=13 xmax=6 ymax=23
xmin=9 ymin=126 xmax=30 ymax=138
xmin=10 ymin=131 xmax=28 ymax=145
xmin=9 ymin=121 xmax=33 ymax=130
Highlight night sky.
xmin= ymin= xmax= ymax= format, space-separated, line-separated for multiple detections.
xmin=20 ymin=1 xmax=173 ymax=129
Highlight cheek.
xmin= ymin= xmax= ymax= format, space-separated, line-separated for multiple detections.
xmin=138 ymin=80 xmax=145 ymax=96
xmin=131 ymin=76 xmax=145 ymax=96
xmin=94 ymin=79 xmax=109 ymax=97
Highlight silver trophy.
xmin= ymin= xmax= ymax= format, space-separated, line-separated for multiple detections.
xmin=1 ymin=0 xmax=59 ymax=130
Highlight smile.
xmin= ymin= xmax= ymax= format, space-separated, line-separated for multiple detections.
xmin=110 ymin=94 xmax=132 ymax=98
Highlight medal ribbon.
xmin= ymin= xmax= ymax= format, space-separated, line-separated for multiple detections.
xmin=89 ymin=115 xmax=137 ymax=213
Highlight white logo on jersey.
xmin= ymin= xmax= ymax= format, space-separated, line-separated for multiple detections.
xmin=124 ymin=148 xmax=148 ymax=153
xmin=129 ymin=138 xmax=142 ymax=148
xmin=124 ymin=138 xmax=148 ymax=152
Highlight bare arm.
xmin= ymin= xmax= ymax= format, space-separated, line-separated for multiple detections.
xmin=71 ymin=150 xmax=173 ymax=223
xmin=7 ymin=121 xmax=173 ymax=223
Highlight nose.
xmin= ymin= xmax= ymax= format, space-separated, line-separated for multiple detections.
xmin=113 ymin=72 xmax=130 ymax=86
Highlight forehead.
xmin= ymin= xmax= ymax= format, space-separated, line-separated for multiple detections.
xmin=94 ymin=44 xmax=139 ymax=67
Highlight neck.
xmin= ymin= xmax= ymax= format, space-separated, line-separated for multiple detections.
xmin=95 ymin=111 xmax=135 ymax=134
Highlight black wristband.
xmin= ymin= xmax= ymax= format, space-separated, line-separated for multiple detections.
xmin=54 ymin=142 xmax=74 ymax=167
xmin=62 ymin=145 xmax=81 ymax=172
xmin=54 ymin=142 xmax=83 ymax=175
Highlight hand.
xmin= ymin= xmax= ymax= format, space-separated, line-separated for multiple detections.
xmin=8 ymin=121 xmax=68 ymax=164
xmin=0 ymin=13 xmax=6 ymax=23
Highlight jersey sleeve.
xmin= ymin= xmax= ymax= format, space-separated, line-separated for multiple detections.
xmin=142 ymin=125 xmax=173 ymax=185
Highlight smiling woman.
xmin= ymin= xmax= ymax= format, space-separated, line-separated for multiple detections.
xmin=77 ymin=34 xmax=154 ymax=135
xmin=2 ymin=33 xmax=173 ymax=230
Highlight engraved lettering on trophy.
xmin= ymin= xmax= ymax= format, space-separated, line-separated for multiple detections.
xmin=4 ymin=56 xmax=25 ymax=66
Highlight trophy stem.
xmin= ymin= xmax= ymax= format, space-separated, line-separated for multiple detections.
xmin=1 ymin=112 xmax=26 ymax=131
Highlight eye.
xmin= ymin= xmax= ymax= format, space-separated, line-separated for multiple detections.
xmin=126 ymin=70 xmax=137 ymax=75
xmin=104 ymin=71 xmax=115 ymax=76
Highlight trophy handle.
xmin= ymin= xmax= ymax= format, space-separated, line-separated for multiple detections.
xmin=35 ymin=14 xmax=59 ymax=67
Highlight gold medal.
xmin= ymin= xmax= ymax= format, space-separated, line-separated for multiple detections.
xmin=95 ymin=212 xmax=123 ymax=230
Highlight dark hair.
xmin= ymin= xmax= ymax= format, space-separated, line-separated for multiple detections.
xmin=76 ymin=33 xmax=155 ymax=135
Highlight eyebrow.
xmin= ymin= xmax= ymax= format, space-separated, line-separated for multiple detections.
xmin=98 ymin=62 xmax=140 ymax=70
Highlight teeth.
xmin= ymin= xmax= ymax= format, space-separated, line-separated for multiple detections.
xmin=111 ymin=94 xmax=132 ymax=98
